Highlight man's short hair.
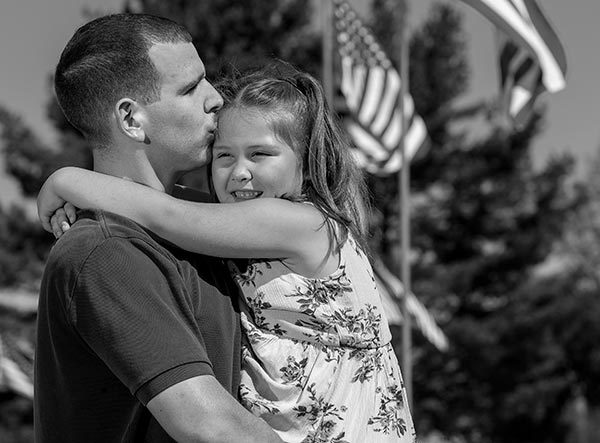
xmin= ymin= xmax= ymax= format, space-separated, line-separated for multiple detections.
xmin=54 ymin=13 xmax=192 ymax=145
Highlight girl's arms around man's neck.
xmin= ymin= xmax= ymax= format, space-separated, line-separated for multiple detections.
xmin=38 ymin=167 xmax=339 ymax=277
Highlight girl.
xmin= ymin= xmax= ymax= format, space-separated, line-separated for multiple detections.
xmin=38 ymin=64 xmax=415 ymax=443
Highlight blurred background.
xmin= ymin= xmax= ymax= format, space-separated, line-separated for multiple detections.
xmin=1 ymin=0 xmax=599 ymax=442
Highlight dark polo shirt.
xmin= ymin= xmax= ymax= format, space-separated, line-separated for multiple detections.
xmin=34 ymin=209 xmax=241 ymax=442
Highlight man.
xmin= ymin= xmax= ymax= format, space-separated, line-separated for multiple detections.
xmin=34 ymin=13 xmax=282 ymax=442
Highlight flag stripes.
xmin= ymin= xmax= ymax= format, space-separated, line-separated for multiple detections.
xmin=459 ymin=0 xmax=566 ymax=124
xmin=499 ymin=34 xmax=545 ymax=124
xmin=333 ymin=0 xmax=427 ymax=175
xmin=373 ymin=260 xmax=449 ymax=352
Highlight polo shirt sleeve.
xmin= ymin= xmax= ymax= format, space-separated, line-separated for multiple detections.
xmin=67 ymin=237 xmax=214 ymax=404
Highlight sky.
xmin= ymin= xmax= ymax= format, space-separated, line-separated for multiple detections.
xmin=1 ymin=0 xmax=599 ymax=210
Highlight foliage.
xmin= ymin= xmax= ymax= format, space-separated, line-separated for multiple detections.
xmin=0 ymin=106 xmax=53 ymax=197
xmin=125 ymin=0 xmax=321 ymax=79
xmin=409 ymin=2 xmax=470 ymax=123
xmin=367 ymin=2 xmax=589 ymax=443
xmin=558 ymin=151 xmax=600 ymax=289
xmin=0 ymin=103 xmax=92 ymax=199
xmin=0 ymin=303 xmax=36 ymax=443
xmin=0 ymin=204 xmax=53 ymax=288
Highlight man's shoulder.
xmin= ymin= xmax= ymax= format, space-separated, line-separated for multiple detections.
xmin=46 ymin=208 xmax=231 ymax=286
xmin=47 ymin=209 xmax=163 ymax=265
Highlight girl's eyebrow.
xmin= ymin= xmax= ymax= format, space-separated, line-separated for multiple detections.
xmin=214 ymin=143 xmax=280 ymax=150
xmin=247 ymin=143 xmax=281 ymax=150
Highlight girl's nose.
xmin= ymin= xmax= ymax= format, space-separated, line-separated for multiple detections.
xmin=231 ymin=162 xmax=252 ymax=182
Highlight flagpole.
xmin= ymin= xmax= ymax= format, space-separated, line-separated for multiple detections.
xmin=398 ymin=0 xmax=413 ymax=409
xmin=322 ymin=0 xmax=334 ymax=107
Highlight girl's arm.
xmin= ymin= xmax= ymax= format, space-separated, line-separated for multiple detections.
xmin=37 ymin=167 xmax=329 ymax=261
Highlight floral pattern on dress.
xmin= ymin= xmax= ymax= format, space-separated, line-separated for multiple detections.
xmin=239 ymin=379 xmax=281 ymax=416
xmin=232 ymin=234 xmax=416 ymax=442
xmin=280 ymin=355 xmax=309 ymax=388
xmin=348 ymin=347 xmax=386 ymax=383
xmin=368 ymin=382 xmax=410 ymax=437
xmin=295 ymin=383 xmax=350 ymax=443
xmin=287 ymin=265 xmax=353 ymax=316
xmin=229 ymin=259 xmax=272 ymax=288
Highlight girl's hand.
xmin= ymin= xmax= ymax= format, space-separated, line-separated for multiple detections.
xmin=37 ymin=171 xmax=70 ymax=234
xmin=49 ymin=203 xmax=77 ymax=239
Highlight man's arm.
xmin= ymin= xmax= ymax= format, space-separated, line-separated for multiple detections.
xmin=148 ymin=375 xmax=283 ymax=443
xmin=71 ymin=236 xmax=282 ymax=442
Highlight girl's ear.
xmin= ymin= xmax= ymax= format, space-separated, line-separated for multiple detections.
xmin=114 ymin=98 xmax=148 ymax=143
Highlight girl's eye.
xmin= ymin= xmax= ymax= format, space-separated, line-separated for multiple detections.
xmin=214 ymin=152 xmax=231 ymax=159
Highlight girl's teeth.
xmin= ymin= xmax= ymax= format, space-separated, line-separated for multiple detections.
xmin=234 ymin=191 xmax=261 ymax=199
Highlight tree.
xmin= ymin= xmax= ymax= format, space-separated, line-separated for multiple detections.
xmin=369 ymin=3 xmax=583 ymax=442
xmin=0 ymin=100 xmax=93 ymax=199
xmin=0 ymin=106 xmax=58 ymax=289
xmin=126 ymin=0 xmax=321 ymax=78
xmin=0 ymin=106 xmax=55 ymax=197
xmin=0 ymin=204 xmax=53 ymax=288
xmin=558 ymin=149 xmax=600 ymax=289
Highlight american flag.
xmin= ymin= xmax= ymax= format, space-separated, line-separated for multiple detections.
xmin=459 ymin=0 xmax=567 ymax=126
xmin=372 ymin=259 xmax=449 ymax=352
xmin=333 ymin=0 xmax=427 ymax=176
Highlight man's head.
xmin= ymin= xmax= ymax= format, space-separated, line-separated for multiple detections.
xmin=55 ymin=14 xmax=188 ymax=145
xmin=55 ymin=13 xmax=221 ymax=169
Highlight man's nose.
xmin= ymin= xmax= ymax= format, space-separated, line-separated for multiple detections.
xmin=205 ymin=83 xmax=223 ymax=114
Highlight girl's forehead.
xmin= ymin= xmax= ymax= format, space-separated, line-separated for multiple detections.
xmin=218 ymin=106 xmax=261 ymax=126
xmin=219 ymin=105 xmax=264 ymax=120
xmin=217 ymin=106 xmax=279 ymax=134
xmin=216 ymin=105 xmax=301 ymax=152
xmin=214 ymin=108 xmax=277 ymax=144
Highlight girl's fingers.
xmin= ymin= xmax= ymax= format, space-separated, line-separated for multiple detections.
xmin=50 ymin=214 xmax=62 ymax=239
xmin=51 ymin=209 xmax=71 ymax=239
xmin=57 ymin=209 xmax=71 ymax=232
xmin=64 ymin=202 xmax=77 ymax=224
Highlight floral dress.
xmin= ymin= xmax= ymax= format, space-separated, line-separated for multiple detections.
xmin=228 ymin=234 xmax=416 ymax=443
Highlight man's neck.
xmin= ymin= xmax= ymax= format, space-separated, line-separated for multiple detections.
xmin=92 ymin=148 xmax=178 ymax=194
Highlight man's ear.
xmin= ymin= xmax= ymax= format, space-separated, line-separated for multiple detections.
xmin=115 ymin=98 xmax=147 ymax=143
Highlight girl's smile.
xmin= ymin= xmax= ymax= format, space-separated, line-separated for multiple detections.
xmin=230 ymin=190 xmax=263 ymax=201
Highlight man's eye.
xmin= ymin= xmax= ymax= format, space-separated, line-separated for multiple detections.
xmin=185 ymin=84 xmax=198 ymax=95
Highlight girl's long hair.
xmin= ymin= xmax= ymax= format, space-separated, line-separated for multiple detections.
xmin=215 ymin=62 xmax=371 ymax=253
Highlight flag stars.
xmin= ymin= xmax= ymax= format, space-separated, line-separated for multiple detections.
xmin=338 ymin=32 xmax=349 ymax=43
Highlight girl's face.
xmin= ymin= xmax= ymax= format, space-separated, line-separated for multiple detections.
xmin=211 ymin=107 xmax=303 ymax=203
